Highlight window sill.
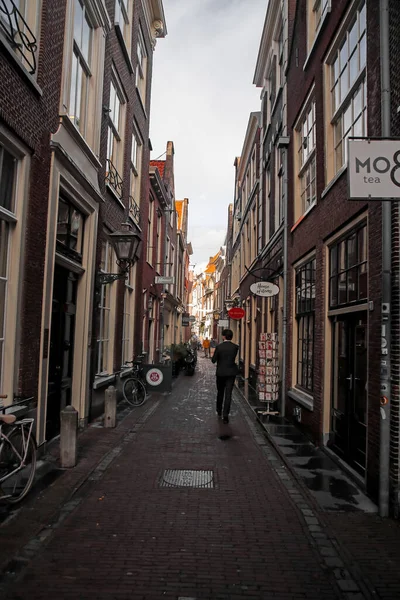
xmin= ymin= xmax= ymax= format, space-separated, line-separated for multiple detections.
xmin=115 ymin=24 xmax=134 ymax=74
xmin=61 ymin=115 xmax=102 ymax=169
xmin=0 ymin=33 xmax=43 ymax=96
xmin=135 ymin=88 xmax=148 ymax=120
xmin=291 ymin=202 xmax=316 ymax=233
xmin=120 ymin=367 xmax=133 ymax=378
xmin=93 ymin=374 xmax=116 ymax=389
xmin=106 ymin=182 xmax=125 ymax=209
xmin=321 ymin=165 xmax=347 ymax=199
xmin=288 ymin=387 xmax=314 ymax=411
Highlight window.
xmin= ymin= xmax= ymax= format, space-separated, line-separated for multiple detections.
xmin=251 ymin=149 xmax=256 ymax=189
xmin=156 ymin=210 xmax=162 ymax=272
xmin=307 ymin=0 xmax=330 ymax=51
xmin=106 ymin=76 xmax=126 ymax=197
xmin=268 ymin=55 xmax=277 ymax=113
xmin=97 ymin=241 xmax=114 ymax=374
xmin=257 ymin=191 xmax=263 ymax=253
xmin=276 ymin=147 xmax=284 ymax=227
xmin=0 ymin=146 xmax=17 ymax=387
xmin=295 ymin=99 xmax=316 ymax=217
xmin=56 ymin=197 xmax=85 ymax=261
xmin=129 ymin=128 xmax=142 ymax=225
xmin=115 ymin=0 xmax=131 ymax=52
xmin=146 ymin=198 xmax=154 ymax=265
xmin=122 ymin=264 xmax=135 ymax=364
xmin=326 ymin=1 xmax=366 ymax=178
xmin=136 ymin=27 xmax=147 ymax=103
xmin=69 ymin=0 xmax=93 ymax=136
xmin=329 ymin=223 xmax=367 ymax=308
xmin=295 ymin=257 xmax=316 ymax=393
xmin=1 ymin=0 xmax=40 ymax=75
xmin=278 ymin=26 xmax=284 ymax=86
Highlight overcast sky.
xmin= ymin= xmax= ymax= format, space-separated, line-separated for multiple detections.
xmin=149 ymin=0 xmax=267 ymax=273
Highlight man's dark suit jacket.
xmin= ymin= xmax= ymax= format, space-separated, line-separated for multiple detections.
xmin=211 ymin=341 xmax=239 ymax=377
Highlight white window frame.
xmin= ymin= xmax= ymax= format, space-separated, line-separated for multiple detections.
xmin=106 ymin=72 xmax=127 ymax=197
xmin=97 ymin=241 xmax=116 ymax=374
xmin=325 ymin=0 xmax=366 ymax=183
xmin=146 ymin=198 xmax=154 ymax=266
xmin=122 ymin=263 xmax=135 ymax=365
xmin=136 ymin=26 xmax=147 ymax=103
xmin=295 ymin=96 xmax=316 ymax=218
xmin=129 ymin=124 xmax=143 ymax=222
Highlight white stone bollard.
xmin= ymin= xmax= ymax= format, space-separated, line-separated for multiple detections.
xmin=104 ymin=385 xmax=117 ymax=428
xmin=60 ymin=405 xmax=78 ymax=468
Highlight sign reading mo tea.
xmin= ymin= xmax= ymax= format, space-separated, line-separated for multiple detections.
xmin=348 ymin=139 xmax=400 ymax=199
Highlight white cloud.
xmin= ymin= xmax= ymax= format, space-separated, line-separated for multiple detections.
xmin=150 ymin=0 xmax=266 ymax=265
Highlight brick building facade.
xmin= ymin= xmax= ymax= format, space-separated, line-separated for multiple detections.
xmin=0 ymin=0 xmax=168 ymax=445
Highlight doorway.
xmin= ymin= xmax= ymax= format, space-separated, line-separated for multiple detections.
xmin=330 ymin=312 xmax=367 ymax=476
xmin=46 ymin=265 xmax=77 ymax=439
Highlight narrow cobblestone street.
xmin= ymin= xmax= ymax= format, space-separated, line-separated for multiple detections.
xmin=1 ymin=357 xmax=400 ymax=600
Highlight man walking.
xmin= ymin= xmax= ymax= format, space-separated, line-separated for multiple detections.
xmin=211 ymin=328 xmax=239 ymax=424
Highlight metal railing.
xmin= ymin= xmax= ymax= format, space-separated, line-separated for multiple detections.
xmin=105 ymin=159 xmax=123 ymax=198
xmin=129 ymin=195 xmax=140 ymax=226
xmin=0 ymin=0 xmax=37 ymax=75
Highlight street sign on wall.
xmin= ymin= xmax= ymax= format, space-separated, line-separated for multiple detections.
xmin=250 ymin=281 xmax=280 ymax=297
xmin=348 ymin=138 xmax=400 ymax=199
xmin=218 ymin=319 xmax=229 ymax=328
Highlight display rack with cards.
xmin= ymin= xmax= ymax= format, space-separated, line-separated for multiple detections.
xmin=257 ymin=332 xmax=279 ymax=415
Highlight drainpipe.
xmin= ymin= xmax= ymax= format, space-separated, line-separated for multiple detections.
xmin=379 ymin=0 xmax=391 ymax=518
xmin=278 ymin=137 xmax=290 ymax=418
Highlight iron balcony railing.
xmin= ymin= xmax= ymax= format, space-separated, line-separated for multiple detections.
xmin=105 ymin=159 xmax=123 ymax=198
xmin=129 ymin=195 xmax=140 ymax=226
xmin=0 ymin=0 xmax=37 ymax=75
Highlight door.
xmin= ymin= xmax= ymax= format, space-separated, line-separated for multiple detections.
xmin=46 ymin=266 xmax=77 ymax=440
xmin=331 ymin=312 xmax=367 ymax=476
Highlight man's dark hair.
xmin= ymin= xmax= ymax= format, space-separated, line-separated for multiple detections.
xmin=222 ymin=328 xmax=233 ymax=340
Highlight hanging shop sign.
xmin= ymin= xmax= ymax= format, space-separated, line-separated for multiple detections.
xmin=250 ymin=281 xmax=280 ymax=297
xmin=182 ymin=313 xmax=190 ymax=327
xmin=348 ymin=138 xmax=400 ymax=199
xmin=228 ymin=307 xmax=245 ymax=320
xmin=218 ymin=319 xmax=229 ymax=328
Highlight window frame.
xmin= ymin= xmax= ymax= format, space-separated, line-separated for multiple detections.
xmin=136 ymin=25 xmax=147 ymax=103
xmin=97 ymin=240 xmax=115 ymax=375
xmin=324 ymin=0 xmax=367 ymax=182
xmin=106 ymin=72 xmax=127 ymax=197
xmin=294 ymin=256 xmax=316 ymax=394
xmin=295 ymin=97 xmax=317 ymax=218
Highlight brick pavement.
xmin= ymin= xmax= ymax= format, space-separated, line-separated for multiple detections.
xmin=1 ymin=357 xmax=400 ymax=599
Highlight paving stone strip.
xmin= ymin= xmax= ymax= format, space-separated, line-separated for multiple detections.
xmin=236 ymin=397 xmax=375 ymax=600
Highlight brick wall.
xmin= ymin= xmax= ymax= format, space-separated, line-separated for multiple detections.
xmin=389 ymin=0 xmax=400 ymax=515
xmin=0 ymin=0 xmax=67 ymax=396
xmin=286 ymin=0 xmax=383 ymax=499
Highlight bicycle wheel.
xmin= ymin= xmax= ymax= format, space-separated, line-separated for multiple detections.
xmin=0 ymin=428 xmax=37 ymax=504
xmin=123 ymin=377 xmax=147 ymax=407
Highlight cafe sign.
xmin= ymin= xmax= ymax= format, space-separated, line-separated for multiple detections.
xmin=348 ymin=138 xmax=400 ymax=199
xmin=250 ymin=281 xmax=280 ymax=297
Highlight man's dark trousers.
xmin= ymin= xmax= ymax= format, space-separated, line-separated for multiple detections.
xmin=216 ymin=375 xmax=235 ymax=417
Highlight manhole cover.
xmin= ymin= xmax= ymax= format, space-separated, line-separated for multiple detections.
xmin=160 ymin=469 xmax=214 ymax=488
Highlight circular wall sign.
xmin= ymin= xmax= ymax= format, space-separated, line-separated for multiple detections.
xmin=146 ymin=368 xmax=164 ymax=386
xmin=250 ymin=281 xmax=280 ymax=297
xmin=228 ymin=307 xmax=245 ymax=320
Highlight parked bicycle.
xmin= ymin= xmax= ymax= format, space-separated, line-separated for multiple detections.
xmin=0 ymin=395 xmax=37 ymax=504
xmin=121 ymin=359 xmax=147 ymax=407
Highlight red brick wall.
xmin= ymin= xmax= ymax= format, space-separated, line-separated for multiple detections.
xmin=0 ymin=0 xmax=67 ymax=397
xmin=286 ymin=0 xmax=383 ymax=498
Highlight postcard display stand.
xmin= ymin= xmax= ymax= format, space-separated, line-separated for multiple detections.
xmin=257 ymin=333 xmax=279 ymax=415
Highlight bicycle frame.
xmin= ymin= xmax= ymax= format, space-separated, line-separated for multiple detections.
xmin=0 ymin=418 xmax=34 ymax=483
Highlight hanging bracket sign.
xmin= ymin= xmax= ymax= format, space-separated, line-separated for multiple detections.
xmin=250 ymin=281 xmax=280 ymax=297
xmin=228 ymin=307 xmax=245 ymax=320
